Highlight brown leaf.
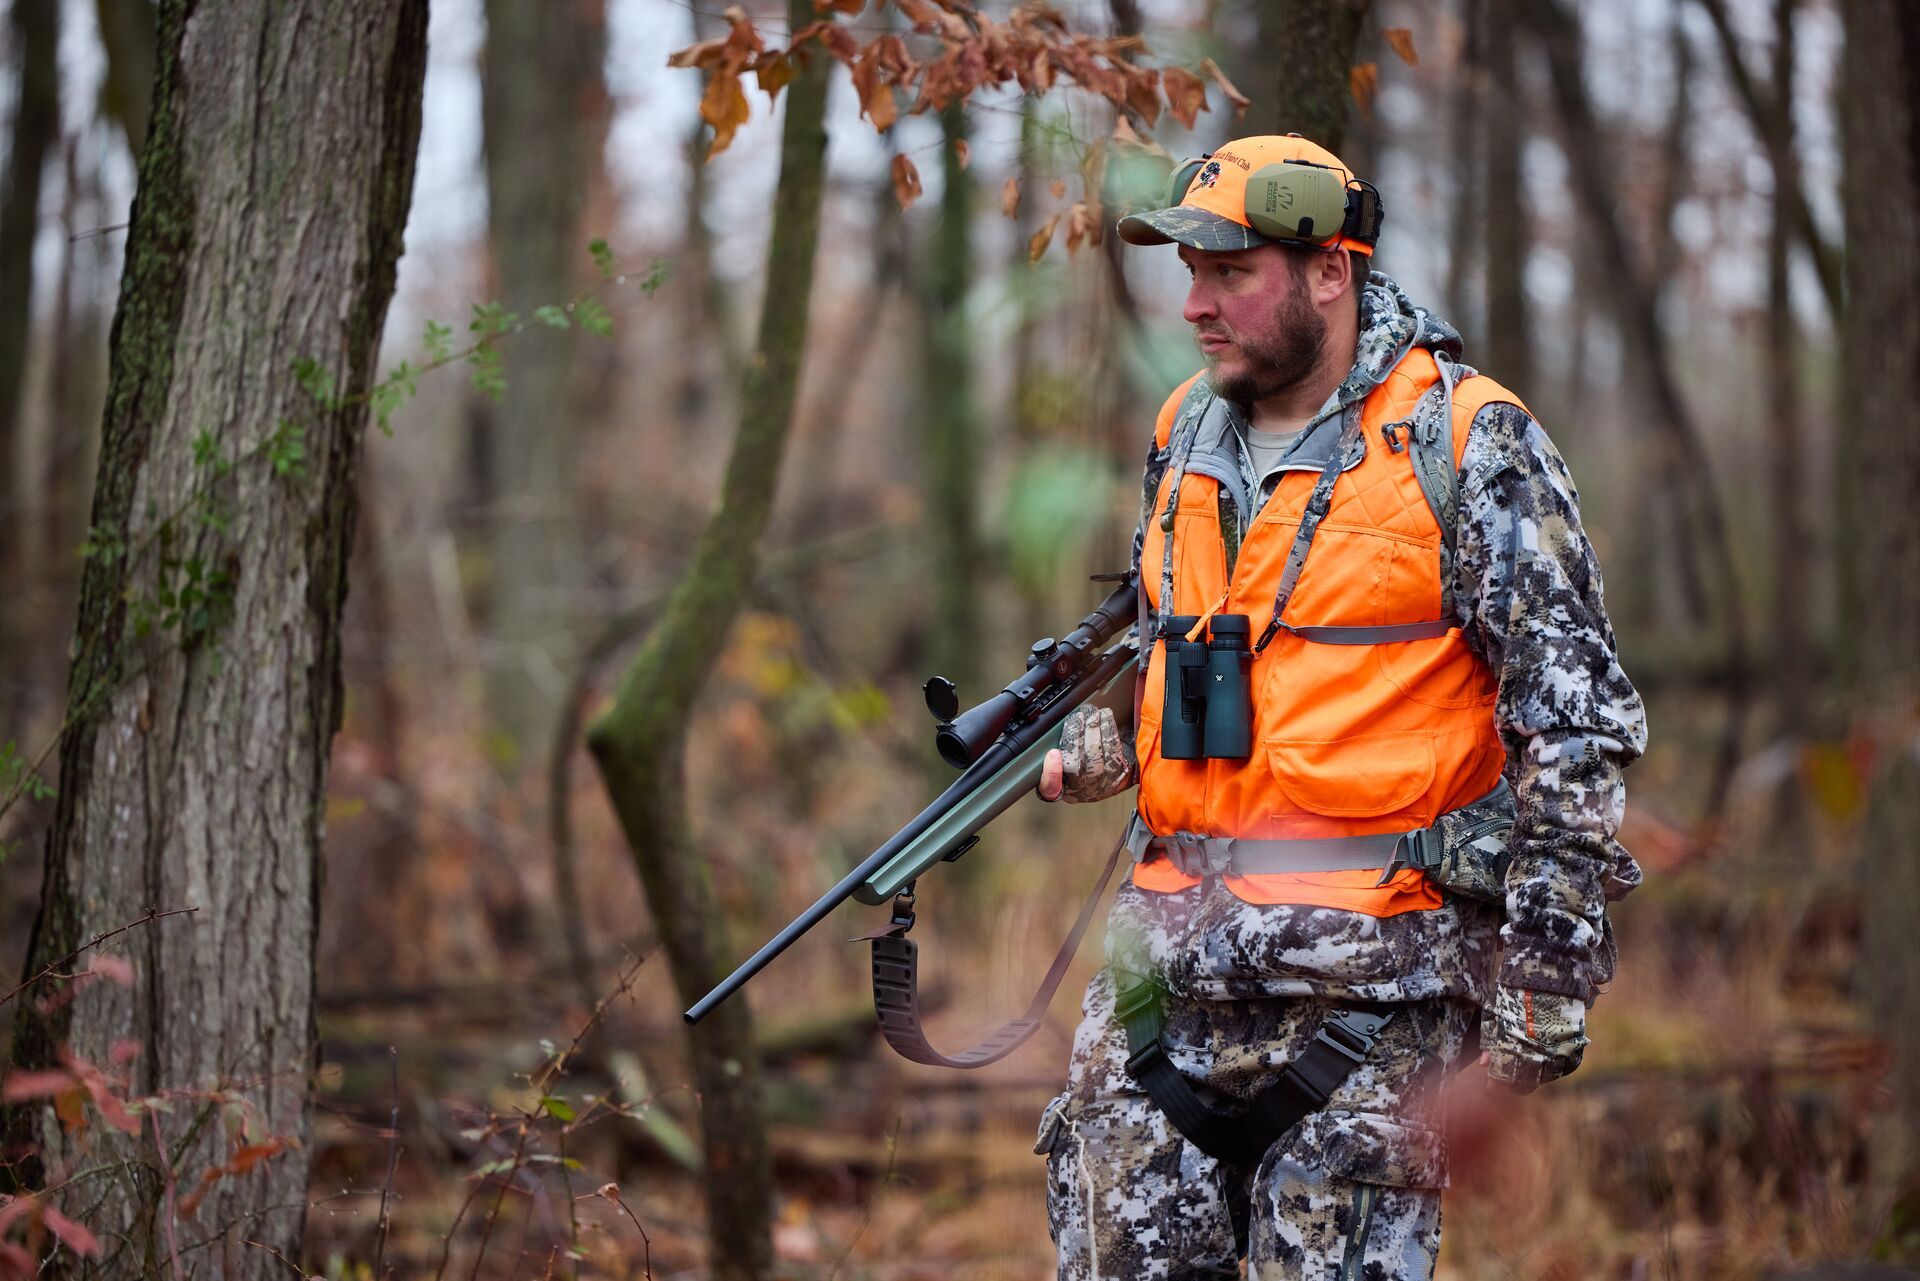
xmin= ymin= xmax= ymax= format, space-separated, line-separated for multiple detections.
xmin=815 ymin=0 xmax=864 ymax=12
xmin=1383 ymin=27 xmax=1419 ymax=66
xmin=1001 ymin=176 xmax=1020 ymax=219
xmin=1125 ymin=67 xmax=1162 ymax=127
xmin=754 ymin=51 xmax=796 ymax=102
xmin=1 ymin=1069 xmax=74 ymax=1102
xmin=666 ymin=37 xmax=731 ymax=71
xmin=700 ymin=70 xmax=752 ymax=157
xmin=1162 ymin=66 xmax=1209 ymax=130
xmin=1028 ymin=212 xmax=1061 ymax=262
xmin=891 ymin=153 xmax=924 ymax=210
xmin=1065 ymin=202 xmax=1090 ymax=256
xmin=953 ymin=138 xmax=969 ymax=168
xmin=1348 ymin=61 xmax=1379 ymax=116
xmin=895 ymin=0 xmax=940 ymax=26
xmin=1199 ymin=57 xmax=1249 ymax=120
xmin=1049 ymin=178 xmax=1067 ymax=200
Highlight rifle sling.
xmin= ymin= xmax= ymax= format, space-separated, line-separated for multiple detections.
xmin=869 ymin=828 xmax=1128 ymax=1069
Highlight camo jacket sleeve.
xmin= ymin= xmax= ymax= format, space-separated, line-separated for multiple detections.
xmin=1452 ymin=402 xmax=1648 ymax=1005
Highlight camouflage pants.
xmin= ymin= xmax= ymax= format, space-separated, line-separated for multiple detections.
xmin=1038 ymin=966 xmax=1473 ymax=1280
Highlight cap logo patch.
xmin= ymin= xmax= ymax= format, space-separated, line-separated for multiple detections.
xmin=1195 ymin=160 xmax=1222 ymax=190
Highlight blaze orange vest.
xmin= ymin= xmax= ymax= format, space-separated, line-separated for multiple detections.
xmin=1134 ymin=348 xmax=1524 ymax=916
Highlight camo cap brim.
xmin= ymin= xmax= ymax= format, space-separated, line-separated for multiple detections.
xmin=1116 ymin=205 xmax=1274 ymax=251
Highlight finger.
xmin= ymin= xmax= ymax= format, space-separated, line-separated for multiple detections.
xmin=1039 ymin=749 xmax=1064 ymax=801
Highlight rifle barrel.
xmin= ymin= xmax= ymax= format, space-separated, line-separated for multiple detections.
xmin=683 ymin=737 xmax=1014 ymax=1025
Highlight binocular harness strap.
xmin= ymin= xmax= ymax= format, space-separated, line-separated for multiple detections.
xmin=868 ymin=827 xmax=1128 ymax=1069
xmin=1115 ymin=971 xmax=1394 ymax=1168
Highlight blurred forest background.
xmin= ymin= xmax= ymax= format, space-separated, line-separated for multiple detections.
xmin=0 ymin=0 xmax=1917 ymax=1277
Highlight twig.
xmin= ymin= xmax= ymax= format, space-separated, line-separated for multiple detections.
xmin=374 ymin=1047 xmax=400 ymax=1280
xmin=466 ymin=1122 xmax=530 ymax=1281
xmin=530 ymin=951 xmax=650 ymax=1095
xmin=430 ymin=1157 xmax=488 ymax=1281
xmin=67 ymin=221 xmax=129 ymax=242
xmin=583 ymin=1183 xmax=651 ymax=1281
xmin=0 ymin=906 xmax=199 ymax=1008
xmin=827 ymin=1115 xmax=901 ymax=1281
xmin=243 ymin=1239 xmax=313 ymax=1279
xmin=149 ymin=1114 xmax=185 ymax=1281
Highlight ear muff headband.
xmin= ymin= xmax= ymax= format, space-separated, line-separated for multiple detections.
xmin=1166 ymin=154 xmax=1383 ymax=250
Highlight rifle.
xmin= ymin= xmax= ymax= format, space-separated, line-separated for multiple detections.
xmin=684 ymin=580 xmax=1140 ymax=1066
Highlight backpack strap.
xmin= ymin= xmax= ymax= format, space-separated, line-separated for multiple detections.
xmin=1399 ymin=355 xmax=1529 ymax=620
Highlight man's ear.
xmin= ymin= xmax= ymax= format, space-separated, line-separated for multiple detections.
xmin=1310 ymin=247 xmax=1355 ymax=308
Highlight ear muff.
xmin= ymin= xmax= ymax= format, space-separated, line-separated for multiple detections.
xmin=1159 ymin=153 xmax=1386 ymax=251
xmin=1167 ymin=154 xmax=1210 ymax=206
xmin=1245 ymin=161 xmax=1351 ymax=245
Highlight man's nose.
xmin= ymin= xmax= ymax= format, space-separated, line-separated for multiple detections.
xmin=1182 ymin=280 xmax=1215 ymax=326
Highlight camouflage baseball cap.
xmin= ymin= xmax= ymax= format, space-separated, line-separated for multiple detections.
xmin=1116 ymin=134 xmax=1376 ymax=256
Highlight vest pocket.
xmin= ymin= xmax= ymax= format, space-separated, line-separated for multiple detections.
xmin=1266 ymin=733 xmax=1436 ymax=819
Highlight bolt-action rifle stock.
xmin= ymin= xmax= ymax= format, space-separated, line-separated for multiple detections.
xmin=684 ymin=580 xmax=1139 ymax=1026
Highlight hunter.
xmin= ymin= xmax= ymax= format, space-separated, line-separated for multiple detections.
xmin=1034 ymin=133 xmax=1647 ymax=1278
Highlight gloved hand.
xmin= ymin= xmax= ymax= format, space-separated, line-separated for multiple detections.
xmin=1484 ymin=985 xmax=1587 ymax=1094
xmin=1037 ymin=705 xmax=1137 ymax=804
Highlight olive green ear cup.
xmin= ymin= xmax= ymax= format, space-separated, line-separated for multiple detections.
xmin=1245 ymin=162 xmax=1351 ymax=244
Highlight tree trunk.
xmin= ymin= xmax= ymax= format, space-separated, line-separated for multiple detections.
xmin=479 ymin=0 xmax=607 ymax=766
xmin=5 ymin=4 xmax=428 ymax=1277
xmin=94 ymin=0 xmax=158 ymax=154
xmin=1481 ymin=0 xmax=1531 ymax=394
xmin=1763 ymin=0 xmax=1811 ymax=742
xmin=0 ymin=0 xmax=57 ymax=737
xmin=922 ymin=105 xmax=981 ymax=695
xmin=1252 ymin=0 xmax=1373 ymax=150
xmin=584 ymin=4 xmax=829 ymax=1274
xmin=1528 ymin=0 xmax=1751 ymax=824
xmin=1444 ymin=0 xmax=1482 ymax=334
xmin=1840 ymin=0 xmax=1920 ymax=1171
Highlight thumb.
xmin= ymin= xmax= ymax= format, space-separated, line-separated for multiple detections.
xmin=1039 ymin=749 xmax=1064 ymax=802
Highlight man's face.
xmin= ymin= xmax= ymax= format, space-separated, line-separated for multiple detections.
xmin=1178 ymin=244 xmax=1326 ymax=405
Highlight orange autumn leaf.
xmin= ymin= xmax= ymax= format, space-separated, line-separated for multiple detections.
xmin=891 ymin=153 xmax=923 ymax=210
xmin=754 ymin=51 xmax=796 ymax=102
xmin=1383 ymin=27 xmax=1419 ymax=66
xmin=1028 ymin=212 xmax=1062 ymax=261
xmin=700 ymin=70 xmax=752 ymax=157
xmin=1125 ymin=67 xmax=1163 ymax=127
xmin=1001 ymin=176 xmax=1020 ymax=218
xmin=1049 ymin=177 xmax=1067 ymax=200
xmin=815 ymin=0 xmax=863 ymax=12
xmin=1199 ymin=57 xmax=1249 ymax=120
xmin=1065 ymin=202 xmax=1091 ymax=256
xmin=1162 ymin=65 xmax=1209 ymax=130
xmin=954 ymin=138 xmax=970 ymax=168
xmin=896 ymin=0 xmax=940 ymax=26
xmin=1348 ymin=61 xmax=1379 ymax=116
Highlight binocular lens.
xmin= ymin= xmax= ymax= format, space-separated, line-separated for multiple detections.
xmin=1157 ymin=613 xmax=1254 ymax=762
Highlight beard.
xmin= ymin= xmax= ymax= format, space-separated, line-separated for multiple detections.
xmin=1201 ymin=274 xmax=1327 ymax=405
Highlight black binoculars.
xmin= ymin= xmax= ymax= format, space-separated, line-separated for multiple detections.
xmin=1159 ymin=613 xmax=1253 ymax=760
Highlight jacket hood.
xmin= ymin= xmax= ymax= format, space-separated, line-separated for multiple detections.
xmin=1335 ymin=271 xmax=1465 ymax=414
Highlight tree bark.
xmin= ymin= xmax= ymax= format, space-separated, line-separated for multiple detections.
xmin=1252 ymin=0 xmax=1373 ymax=150
xmin=584 ymin=4 xmax=830 ymax=1274
xmin=1840 ymin=0 xmax=1920 ymax=1169
xmin=479 ymin=0 xmax=607 ymax=766
xmin=5 ymin=3 xmax=428 ymax=1276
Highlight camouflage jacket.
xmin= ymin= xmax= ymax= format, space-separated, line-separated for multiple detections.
xmin=1124 ymin=274 xmax=1647 ymax=1005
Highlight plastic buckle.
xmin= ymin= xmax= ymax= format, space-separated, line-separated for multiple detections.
xmin=1403 ymin=827 xmax=1443 ymax=872
xmin=1322 ymin=1008 xmax=1390 ymax=1056
xmin=1169 ymin=831 xmax=1209 ymax=877
xmin=1381 ymin=421 xmax=1408 ymax=453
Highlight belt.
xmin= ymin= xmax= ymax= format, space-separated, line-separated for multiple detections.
xmin=1123 ymin=779 xmax=1510 ymax=885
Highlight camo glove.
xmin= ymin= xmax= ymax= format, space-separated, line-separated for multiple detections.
xmin=1485 ymin=985 xmax=1587 ymax=1094
xmin=1042 ymin=705 xmax=1137 ymax=804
